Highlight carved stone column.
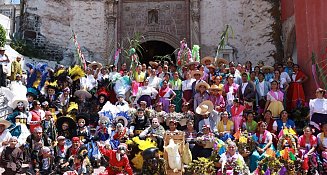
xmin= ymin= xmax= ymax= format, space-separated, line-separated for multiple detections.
xmin=190 ymin=0 xmax=200 ymax=46
xmin=105 ymin=0 xmax=118 ymax=65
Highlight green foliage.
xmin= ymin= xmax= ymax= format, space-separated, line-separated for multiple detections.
xmin=0 ymin=24 xmax=6 ymax=47
xmin=123 ymin=32 xmax=145 ymax=60
xmin=9 ymin=32 xmax=42 ymax=58
xmin=186 ymin=157 xmax=216 ymax=175
xmin=215 ymin=25 xmax=234 ymax=58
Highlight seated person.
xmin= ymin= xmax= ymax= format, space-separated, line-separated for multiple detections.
xmin=216 ymin=111 xmax=234 ymax=141
xmin=193 ymin=125 xmax=216 ymax=159
xmin=140 ymin=118 xmax=165 ymax=150
xmin=242 ymin=112 xmax=257 ymax=134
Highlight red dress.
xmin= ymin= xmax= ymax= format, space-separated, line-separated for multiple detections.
xmin=30 ymin=110 xmax=41 ymax=132
xmin=98 ymin=146 xmax=133 ymax=175
xmin=287 ymin=70 xmax=306 ymax=110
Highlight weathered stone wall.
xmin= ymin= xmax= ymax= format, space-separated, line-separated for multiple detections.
xmin=200 ymin=0 xmax=281 ymax=65
xmin=120 ymin=0 xmax=187 ymax=47
xmin=21 ymin=0 xmax=283 ymax=66
xmin=21 ymin=0 xmax=109 ymax=63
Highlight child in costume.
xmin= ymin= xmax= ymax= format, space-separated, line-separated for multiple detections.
xmin=41 ymin=111 xmax=57 ymax=143
xmin=75 ymin=113 xmax=90 ymax=143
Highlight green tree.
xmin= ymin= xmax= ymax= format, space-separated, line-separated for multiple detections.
xmin=0 ymin=24 xmax=6 ymax=47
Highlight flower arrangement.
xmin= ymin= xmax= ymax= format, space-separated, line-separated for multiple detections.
xmin=177 ymin=38 xmax=192 ymax=66
xmin=186 ymin=157 xmax=216 ymax=175
xmin=235 ymin=130 xmax=257 ymax=157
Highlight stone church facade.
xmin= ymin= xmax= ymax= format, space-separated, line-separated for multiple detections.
xmin=20 ymin=0 xmax=282 ymax=66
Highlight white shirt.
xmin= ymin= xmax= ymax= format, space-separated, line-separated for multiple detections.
xmin=147 ymin=76 xmax=162 ymax=90
xmin=182 ymin=79 xmax=195 ymax=91
xmin=258 ymin=81 xmax=265 ymax=96
xmin=241 ymin=82 xmax=248 ymax=94
xmin=317 ymin=133 xmax=327 ymax=148
xmin=280 ymin=72 xmax=291 ymax=83
xmin=0 ymin=129 xmax=12 ymax=152
xmin=258 ymin=131 xmax=272 ymax=144
xmin=0 ymin=54 xmax=9 ymax=66
xmin=135 ymin=86 xmax=158 ymax=101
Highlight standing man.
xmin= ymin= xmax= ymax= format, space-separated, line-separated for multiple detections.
xmin=0 ymin=47 xmax=10 ymax=87
xmin=10 ymin=56 xmax=22 ymax=81
xmin=238 ymin=73 xmax=256 ymax=112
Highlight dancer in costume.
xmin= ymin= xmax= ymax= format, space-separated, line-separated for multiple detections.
xmin=158 ymin=80 xmax=176 ymax=113
xmin=264 ymin=80 xmax=284 ymax=119
xmin=230 ymin=98 xmax=245 ymax=133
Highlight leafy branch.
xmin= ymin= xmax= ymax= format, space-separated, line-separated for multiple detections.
xmin=215 ymin=25 xmax=234 ymax=58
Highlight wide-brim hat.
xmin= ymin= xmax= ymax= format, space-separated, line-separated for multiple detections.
xmin=0 ymin=119 xmax=12 ymax=129
xmin=149 ymin=61 xmax=159 ymax=68
xmin=56 ymin=116 xmax=76 ymax=130
xmin=129 ymin=95 xmax=136 ymax=103
xmin=115 ymin=116 xmax=128 ymax=127
xmin=195 ymin=81 xmax=210 ymax=91
xmin=99 ymin=116 xmax=110 ymax=125
xmin=186 ymin=61 xmax=200 ymax=66
xmin=261 ymin=65 xmax=274 ymax=72
xmin=216 ymin=57 xmax=229 ymax=66
xmin=206 ymin=64 xmax=216 ymax=69
xmin=88 ymin=61 xmax=102 ymax=69
xmin=26 ymin=87 xmax=40 ymax=98
xmin=76 ymin=113 xmax=90 ymax=126
xmin=9 ymin=96 xmax=29 ymax=109
xmin=0 ymin=47 xmax=5 ymax=51
xmin=209 ymin=84 xmax=222 ymax=91
xmin=74 ymin=89 xmax=92 ymax=99
xmin=196 ymin=100 xmax=214 ymax=115
xmin=201 ymin=56 xmax=214 ymax=65
xmin=191 ymin=70 xmax=204 ymax=78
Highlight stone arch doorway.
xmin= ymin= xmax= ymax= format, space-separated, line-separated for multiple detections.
xmin=137 ymin=40 xmax=176 ymax=65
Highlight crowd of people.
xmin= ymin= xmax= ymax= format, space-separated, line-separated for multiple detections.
xmin=0 ymin=43 xmax=327 ymax=175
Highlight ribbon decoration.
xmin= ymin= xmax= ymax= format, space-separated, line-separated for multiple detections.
xmin=114 ymin=48 xmax=121 ymax=67
xmin=72 ymin=31 xmax=87 ymax=70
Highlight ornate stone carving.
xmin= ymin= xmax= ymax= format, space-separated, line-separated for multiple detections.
xmin=190 ymin=0 xmax=200 ymax=45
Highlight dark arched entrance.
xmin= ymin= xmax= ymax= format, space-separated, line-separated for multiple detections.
xmin=137 ymin=40 xmax=176 ymax=64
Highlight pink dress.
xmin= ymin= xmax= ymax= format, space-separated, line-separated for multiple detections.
xmin=230 ymin=105 xmax=245 ymax=132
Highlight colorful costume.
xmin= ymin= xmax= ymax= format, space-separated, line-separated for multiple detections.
xmin=98 ymin=146 xmax=133 ymax=175
xmin=287 ymin=70 xmax=306 ymax=110
xmin=230 ymin=104 xmax=245 ymax=132
xmin=266 ymin=90 xmax=284 ymax=118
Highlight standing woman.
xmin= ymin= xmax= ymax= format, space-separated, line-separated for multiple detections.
xmin=158 ymin=80 xmax=176 ymax=113
xmin=287 ymin=64 xmax=308 ymax=110
xmin=135 ymin=79 xmax=158 ymax=108
xmin=182 ymin=71 xmax=195 ymax=111
xmin=170 ymin=72 xmax=183 ymax=112
xmin=309 ymin=88 xmax=327 ymax=132
xmin=264 ymin=80 xmax=284 ymax=119
xmin=193 ymin=81 xmax=210 ymax=111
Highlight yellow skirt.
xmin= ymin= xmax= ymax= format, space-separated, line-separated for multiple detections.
xmin=267 ymin=101 xmax=284 ymax=118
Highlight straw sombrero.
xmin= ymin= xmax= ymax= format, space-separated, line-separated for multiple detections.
xmin=0 ymin=119 xmax=12 ymax=129
xmin=261 ymin=65 xmax=274 ymax=72
xmin=74 ymin=89 xmax=92 ymax=99
xmin=196 ymin=100 xmax=214 ymax=115
xmin=195 ymin=81 xmax=210 ymax=91
xmin=216 ymin=57 xmax=229 ymax=66
xmin=201 ymin=56 xmax=214 ymax=65
xmin=206 ymin=64 xmax=216 ymax=69
xmin=209 ymin=84 xmax=222 ymax=91
xmin=88 ymin=61 xmax=103 ymax=69
xmin=149 ymin=61 xmax=159 ymax=68
xmin=191 ymin=70 xmax=204 ymax=78
xmin=186 ymin=61 xmax=200 ymax=66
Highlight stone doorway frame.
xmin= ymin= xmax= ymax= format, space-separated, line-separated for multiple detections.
xmin=142 ymin=31 xmax=180 ymax=49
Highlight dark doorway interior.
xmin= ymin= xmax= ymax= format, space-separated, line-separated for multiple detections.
xmin=137 ymin=40 xmax=176 ymax=65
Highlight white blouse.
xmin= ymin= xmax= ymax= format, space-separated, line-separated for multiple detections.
xmin=182 ymin=79 xmax=195 ymax=91
xmin=135 ymin=86 xmax=158 ymax=101
xmin=309 ymin=98 xmax=327 ymax=115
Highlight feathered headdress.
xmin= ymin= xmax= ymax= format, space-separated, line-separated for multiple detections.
xmin=26 ymin=62 xmax=48 ymax=90
xmin=69 ymin=65 xmax=85 ymax=81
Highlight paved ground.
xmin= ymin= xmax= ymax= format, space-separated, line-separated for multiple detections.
xmin=0 ymin=164 xmax=106 ymax=175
